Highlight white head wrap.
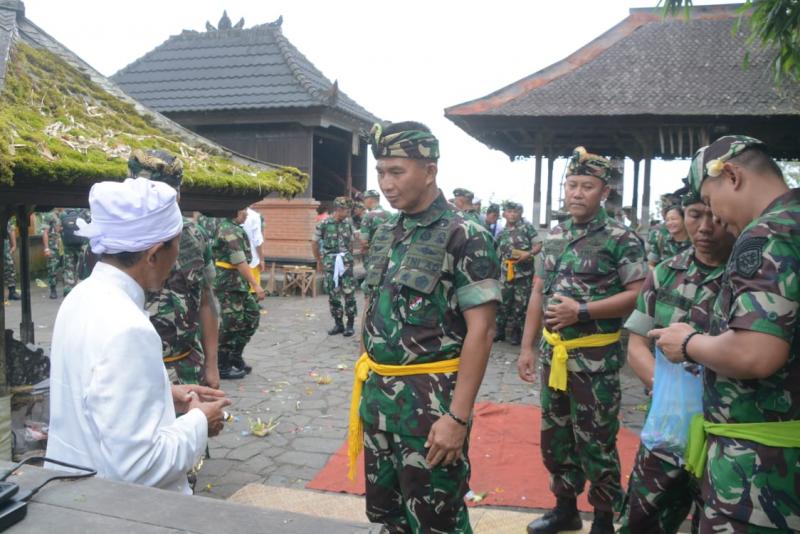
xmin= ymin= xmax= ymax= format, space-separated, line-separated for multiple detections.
xmin=76 ymin=178 xmax=183 ymax=255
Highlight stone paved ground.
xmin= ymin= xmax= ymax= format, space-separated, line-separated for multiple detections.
xmin=4 ymin=287 xmax=648 ymax=501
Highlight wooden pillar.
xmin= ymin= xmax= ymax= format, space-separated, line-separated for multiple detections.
xmin=632 ymin=159 xmax=640 ymax=214
xmin=0 ymin=208 xmax=7 ymax=391
xmin=345 ymin=149 xmax=352 ymax=197
xmin=642 ymin=158 xmax=652 ymax=229
xmin=533 ymin=154 xmax=542 ymax=226
xmin=545 ymin=156 xmax=554 ymax=228
xmin=15 ymin=206 xmax=33 ymax=345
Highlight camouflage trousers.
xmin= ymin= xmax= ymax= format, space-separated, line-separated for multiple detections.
xmin=618 ymin=445 xmax=700 ymax=534
xmin=364 ymin=424 xmax=472 ymax=534
xmin=218 ymin=290 xmax=260 ymax=369
xmin=540 ymin=365 xmax=622 ymax=512
xmin=323 ymin=255 xmax=356 ymax=320
xmin=699 ymin=506 xmax=791 ymax=534
xmin=3 ymin=243 xmax=15 ymax=288
xmin=496 ymin=274 xmax=532 ymax=334
xmin=62 ymin=245 xmax=82 ymax=294
xmin=165 ymin=349 xmax=205 ymax=385
xmin=46 ymin=247 xmax=62 ymax=288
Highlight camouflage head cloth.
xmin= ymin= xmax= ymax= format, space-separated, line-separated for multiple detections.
xmin=128 ymin=149 xmax=184 ymax=188
xmin=334 ymin=196 xmax=353 ymax=210
xmin=453 ymin=188 xmax=474 ymax=202
xmin=486 ymin=203 xmax=500 ymax=214
xmin=369 ymin=122 xmax=439 ymax=161
xmin=363 ymin=189 xmax=381 ymax=200
xmin=566 ymin=146 xmax=611 ymax=182
xmin=503 ymin=201 xmax=523 ymax=212
xmin=687 ymin=135 xmax=767 ymax=195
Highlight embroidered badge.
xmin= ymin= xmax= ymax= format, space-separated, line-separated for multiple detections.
xmin=408 ymin=295 xmax=424 ymax=311
xmin=734 ymin=237 xmax=767 ymax=278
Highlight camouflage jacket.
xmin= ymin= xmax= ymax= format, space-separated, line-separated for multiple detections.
xmin=461 ymin=210 xmax=482 ymax=226
xmin=313 ymin=216 xmax=354 ymax=261
xmin=626 ymin=247 xmax=725 ymax=336
xmin=646 ymin=223 xmax=666 ymax=257
xmin=648 ymin=230 xmax=691 ymax=265
xmin=536 ymin=207 xmax=647 ymax=373
xmin=360 ymin=192 xmax=501 ymax=436
xmin=704 ymin=188 xmax=800 ymax=531
xmin=495 ymin=219 xmax=539 ymax=278
xmin=212 ymin=218 xmax=252 ymax=293
xmin=197 ymin=215 xmax=221 ymax=241
xmin=147 ymin=218 xmax=215 ymax=359
xmin=42 ymin=211 xmax=62 ymax=253
xmin=359 ymin=206 xmax=391 ymax=246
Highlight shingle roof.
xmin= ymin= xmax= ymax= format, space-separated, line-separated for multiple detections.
xmin=112 ymin=14 xmax=378 ymax=127
xmin=447 ymin=4 xmax=800 ymax=119
xmin=0 ymin=1 xmax=308 ymax=200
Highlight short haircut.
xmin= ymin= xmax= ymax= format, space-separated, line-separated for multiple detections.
xmin=728 ymin=147 xmax=784 ymax=181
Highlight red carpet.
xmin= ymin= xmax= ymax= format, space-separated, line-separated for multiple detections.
xmin=306 ymin=401 xmax=640 ymax=510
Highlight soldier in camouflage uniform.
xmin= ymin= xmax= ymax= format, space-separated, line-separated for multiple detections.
xmin=351 ymin=121 xmax=500 ymax=533
xmin=494 ymin=201 xmax=541 ymax=345
xmin=619 ymin=178 xmax=735 ymax=534
xmin=648 ymin=202 xmax=691 ymax=267
xmin=482 ymin=203 xmax=501 ymax=239
xmin=213 ymin=210 xmax=265 ymax=379
xmin=312 ymin=197 xmax=357 ymax=337
xmin=41 ymin=209 xmax=63 ymax=299
xmin=60 ymin=207 xmax=90 ymax=295
xmin=452 ymin=188 xmax=481 ymax=225
xmin=352 ymin=200 xmax=366 ymax=232
xmin=3 ymin=218 xmax=19 ymax=301
xmin=652 ymin=136 xmax=800 ymax=533
xmin=127 ymin=149 xmax=222 ymax=388
xmin=359 ymin=189 xmax=391 ymax=252
xmin=518 ymin=146 xmax=647 ymax=534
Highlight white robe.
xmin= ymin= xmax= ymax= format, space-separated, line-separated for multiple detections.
xmin=241 ymin=208 xmax=264 ymax=269
xmin=46 ymin=262 xmax=207 ymax=494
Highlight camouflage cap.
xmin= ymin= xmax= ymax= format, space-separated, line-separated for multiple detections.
xmin=453 ymin=188 xmax=474 ymax=201
xmin=503 ymin=201 xmax=523 ymax=212
xmin=566 ymin=146 xmax=611 ymax=182
xmin=334 ymin=196 xmax=353 ymax=210
xmin=363 ymin=189 xmax=380 ymax=199
xmin=354 ymin=201 xmax=365 ymax=210
xmin=677 ymin=179 xmax=702 ymax=207
xmin=687 ymin=135 xmax=767 ymax=195
xmin=369 ymin=122 xmax=439 ymax=161
xmin=486 ymin=203 xmax=500 ymax=214
xmin=128 ymin=149 xmax=183 ymax=188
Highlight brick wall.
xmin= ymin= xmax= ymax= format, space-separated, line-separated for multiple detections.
xmin=252 ymin=197 xmax=320 ymax=261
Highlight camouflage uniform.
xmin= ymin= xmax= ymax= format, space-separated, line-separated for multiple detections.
xmin=646 ymin=224 xmax=667 ymax=260
xmin=619 ymin=247 xmax=726 ymax=534
xmin=147 ymin=218 xmax=215 ymax=385
xmin=699 ymin=188 xmax=800 ymax=533
xmin=360 ymin=205 xmax=391 ymax=249
xmin=213 ymin=218 xmax=260 ymax=372
xmin=495 ymin=214 xmax=539 ymax=338
xmin=60 ymin=208 xmax=90 ymax=295
xmin=42 ymin=211 xmax=63 ymax=289
xmin=648 ymin=230 xmax=691 ymax=265
xmin=313 ymin=214 xmax=357 ymax=321
xmin=3 ymin=220 xmax=16 ymax=291
xmin=361 ymin=192 xmax=501 ymax=533
xmin=536 ymin=207 xmax=647 ymax=512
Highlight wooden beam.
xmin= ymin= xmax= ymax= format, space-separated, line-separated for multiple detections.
xmin=632 ymin=158 xmax=640 ymax=214
xmin=15 ymin=206 xmax=33 ymax=345
xmin=545 ymin=156 xmax=555 ymax=228
xmin=642 ymin=158 xmax=652 ymax=229
xmin=533 ymin=154 xmax=543 ymax=227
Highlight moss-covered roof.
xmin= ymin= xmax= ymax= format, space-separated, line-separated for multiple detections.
xmin=0 ymin=42 xmax=309 ymax=197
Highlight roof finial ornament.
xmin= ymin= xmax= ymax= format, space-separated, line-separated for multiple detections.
xmin=233 ymin=17 xmax=245 ymax=30
xmin=327 ymin=80 xmax=339 ymax=105
xmin=205 ymin=21 xmax=216 ymax=32
xmin=270 ymin=15 xmax=283 ymax=28
xmin=218 ymin=10 xmax=232 ymax=30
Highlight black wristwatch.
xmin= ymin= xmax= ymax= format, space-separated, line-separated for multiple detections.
xmin=578 ymin=302 xmax=591 ymax=322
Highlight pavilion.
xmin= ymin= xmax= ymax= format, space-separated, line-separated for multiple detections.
xmin=445 ymin=3 xmax=800 ymax=226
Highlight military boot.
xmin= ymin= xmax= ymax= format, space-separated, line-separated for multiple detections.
xmin=588 ymin=510 xmax=614 ymax=534
xmin=493 ymin=329 xmax=506 ymax=342
xmin=219 ymin=366 xmax=246 ymax=380
xmin=49 ymin=284 xmax=58 ymax=299
xmin=7 ymin=286 xmax=20 ymax=300
xmin=527 ymin=497 xmax=582 ymax=534
xmin=343 ymin=316 xmax=355 ymax=337
xmin=508 ymin=328 xmax=522 ymax=346
xmin=328 ymin=319 xmax=345 ymax=336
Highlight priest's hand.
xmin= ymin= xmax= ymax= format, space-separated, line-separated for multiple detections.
xmin=172 ymin=384 xmax=226 ymax=413
xmin=425 ymin=413 xmax=468 ymax=468
xmin=188 ymin=395 xmax=232 ymax=437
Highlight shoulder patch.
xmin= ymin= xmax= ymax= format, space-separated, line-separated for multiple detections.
xmin=734 ymin=236 xmax=768 ymax=278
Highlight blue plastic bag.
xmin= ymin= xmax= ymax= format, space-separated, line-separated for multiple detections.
xmin=640 ymin=347 xmax=704 ymax=457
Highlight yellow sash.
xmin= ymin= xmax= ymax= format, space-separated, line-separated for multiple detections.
xmin=541 ymin=328 xmax=621 ymax=391
xmin=215 ymin=261 xmax=236 ymax=270
xmin=504 ymin=259 xmax=517 ymax=282
xmin=250 ymin=266 xmax=260 ymax=293
xmin=347 ymin=353 xmax=460 ymax=480
xmin=163 ymin=350 xmax=191 ymax=363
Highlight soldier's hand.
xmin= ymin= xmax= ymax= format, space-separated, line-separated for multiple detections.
xmin=544 ymin=293 xmax=580 ymax=331
xmin=517 ymin=346 xmax=538 ymax=383
xmin=255 ymin=286 xmax=266 ymax=301
xmin=425 ymin=414 xmax=468 ymax=468
xmin=204 ymin=367 xmax=221 ymax=390
xmin=44 ymin=248 xmax=52 ymax=258
xmin=649 ymin=323 xmax=695 ymax=363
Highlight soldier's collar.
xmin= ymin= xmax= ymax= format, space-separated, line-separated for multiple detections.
xmin=665 ymin=248 xmax=693 ymax=271
xmin=567 ymin=207 xmax=608 ymax=232
xmin=401 ymin=191 xmax=448 ymax=230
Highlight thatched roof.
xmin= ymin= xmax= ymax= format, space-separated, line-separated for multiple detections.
xmin=0 ymin=1 xmax=309 ymax=208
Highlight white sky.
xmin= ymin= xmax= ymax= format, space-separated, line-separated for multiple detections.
xmin=24 ymin=0 xmax=732 ymax=225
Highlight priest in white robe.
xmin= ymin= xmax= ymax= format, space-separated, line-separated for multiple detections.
xmin=46 ymin=178 xmax=230 ymax=494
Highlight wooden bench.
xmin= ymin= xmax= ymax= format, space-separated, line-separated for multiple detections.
xmin=279 ymin=265 xmax=317 ymax=298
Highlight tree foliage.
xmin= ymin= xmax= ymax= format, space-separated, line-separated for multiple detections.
xmin=658 ymin=0 xmax=800 ymax=82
